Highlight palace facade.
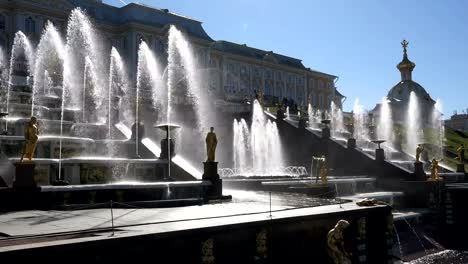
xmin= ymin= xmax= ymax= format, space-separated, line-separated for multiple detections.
xmin=0 ymin=0 xmax=343 ymax=110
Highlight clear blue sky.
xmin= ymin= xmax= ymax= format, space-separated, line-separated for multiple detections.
xmin=104 ymin=0 xmax=468 ymax=117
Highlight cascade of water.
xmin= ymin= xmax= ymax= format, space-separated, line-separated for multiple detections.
xmin=352 ymin=98 xmax=370 ymax=143
xmin=58 ymin=8 xmax=106 ymax=180
xmin=286 ymin=106 xmax=290 ymax=119
xmin=31 ymin=22 xmax=65 ymax=120
xmin=405 ymin=91 xmax=421 ymax=156
xmin=377 ymin=96 xmax=393 ymax=144
xmin=6 ymin=31 xmax=35 ymax=118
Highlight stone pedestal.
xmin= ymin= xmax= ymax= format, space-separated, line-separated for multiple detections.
xmin=202 ymin=162 xmax=222 ymax=198
xmin=13 ymin=162 xmax=37 ymax=189
xmin=375 ymin=149 xmax=385 ymax=163
xmin=403 ymin=180 xmax=444 ymax=209
xmin=413 ymin=162 xmax=426 ymax=181
xmin=322 ymin=127 xmax=330 ymax=139
xmin=276 ymin=109 xmax=285 ymax=120
xmin=160 ymin=138 xmax=175 ymax=160
xmin=457 ymin=163 xmax=468 ymax=182
xmin=347 ymin=138 xmax=356 ymax=149
xmin=298 ymin=118 xmax=307 ymax=129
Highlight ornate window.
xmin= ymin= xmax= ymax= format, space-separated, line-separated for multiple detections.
xmin=0 ymin=15 xmax=5 ymax=30
xmin=25 ymin=16 xmax=35 ymax=33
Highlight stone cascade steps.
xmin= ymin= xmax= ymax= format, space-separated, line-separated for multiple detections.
xmin=223 ymin=176 xmax=377 ymax=199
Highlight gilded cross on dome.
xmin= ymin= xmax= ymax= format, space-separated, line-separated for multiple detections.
xmin=401 ymin=39 xmax=409 ymax=54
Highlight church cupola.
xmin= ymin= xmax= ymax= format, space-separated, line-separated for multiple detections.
xmin=397 ymin=39 xmax=416 ymax=81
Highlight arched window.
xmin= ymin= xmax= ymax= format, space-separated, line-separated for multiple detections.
xmin=25 ymin=17 xmax=35 ymax=33
xmin=0 ymin=15 xmax=5 ymax=30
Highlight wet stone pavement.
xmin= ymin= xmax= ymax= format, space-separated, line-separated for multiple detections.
xmin=0 ymin=189 xmax=341 ymax=237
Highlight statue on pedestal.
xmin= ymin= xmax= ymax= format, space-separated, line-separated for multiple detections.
xmin=457 ymin=144 xmax=465 ymax=163
xmin=20 ymin=116 xmax=39 ymax=162
xmin=429 ymin=158 xmax=443 ymax=181
xmin=327 ymin=219 xmax=352 ymax=264
xmin=206 ymin=127 xmax=217 ymax=162
xmin=319 ymin=157 xmax=328 ymax=184
xmin=416 ymin=144 xmax=424 ymax=163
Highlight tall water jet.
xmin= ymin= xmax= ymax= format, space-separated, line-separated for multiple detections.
xmin=432 ymin=99 xmax=445 ymax=158
xmin=249 ymin=100 xmax=284 ymax=175
xmin=82 ymin=56 xmax=100 ymax=123
xmin=307 ymin=105 xmax=323 ymax=130
xmin=63 ymin=8 xmax=106 ymax=124
xmin=233 ymin=118 xmax=249 ymax=174
xmin=166 ymin=25 xmax=215 ymax=167
xmin=108 ymin=47 xmax=131 ymax=139
xmin=136 ymin=41 xmax=165 ymax=157
xmin=167 ymin=25 xmax=212 ymax=129
xmin=405 ymin=91 xmax=422 ymax=156
xmin=32 ymin=21 xmax=65 ymax=120
xmin=6 ymin=31 xmax=35 ymax=116
xmin=0 ymin=46 xmax=9 ymax=106
xmin=352 ymin=98 xmax=370 ymax=143
xmin=377 ymin=96 xmax=393 ymax=144
xmin=330 ymin=101 xmax=346 ymax=137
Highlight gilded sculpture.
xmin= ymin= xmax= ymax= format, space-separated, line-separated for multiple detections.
xmin=20 ymin=116 xmax=39 ymax=162
xmin=327 ymin=219 xmax=352 ymax=264
xmin=429 ymin=158 xmax=443 ymax=181
xmin=206 ymin=127 xmax=217 ymax=162
xmin=457 ymin=144 xmax=465 ymax=163
xmin=319 ymin=156 xmax=328 ymax=184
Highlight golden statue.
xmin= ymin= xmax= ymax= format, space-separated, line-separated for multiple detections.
xmin=20 ymin=116 xmax=39 ymax=162
xmin=416 ymin=144 xmax=424 ymax=163
xmin=319 ymin=157 xmax=328 ymax=184
xmin=457 ymin=144 xmax=465 ymax=163
xmin=327 ymin=220 xmax=352 ymax=264
xmin=429 ymin=158 xmax=443 ymax=181
xmin=206 ymin=127 xmax=217 ymax=162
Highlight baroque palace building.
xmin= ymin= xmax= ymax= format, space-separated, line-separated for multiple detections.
xmin=0 ymin=0 xmax=344 ymax=111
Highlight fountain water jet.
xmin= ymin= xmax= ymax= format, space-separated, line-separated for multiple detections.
xmin=6 ymin=31 xmax=35 ymax=119
xmin=352 ymin=98 xmax=370 ymax=144
xmin=232 ymin=100 xmax=284 ymax=176
xmin=405 ymin=91 xmax=421 ymax=156
xmin=330 ymin=101 xmax=346 ymax=137
xmin=31 ymin=21 xmax=65 ymax=120
xmin=432 ymin=99 xmax=445 ymax=159
xmin=377 ymin=96 xmax=394 ymax=145
xmin=136 ymin=41 xmax=165 ymax=157
xmin=233 ymin=118 xmax=249 ymax=174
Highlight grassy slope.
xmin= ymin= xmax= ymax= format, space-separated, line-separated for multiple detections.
xmin=444 ymin=127 xmax=468 ymax=171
